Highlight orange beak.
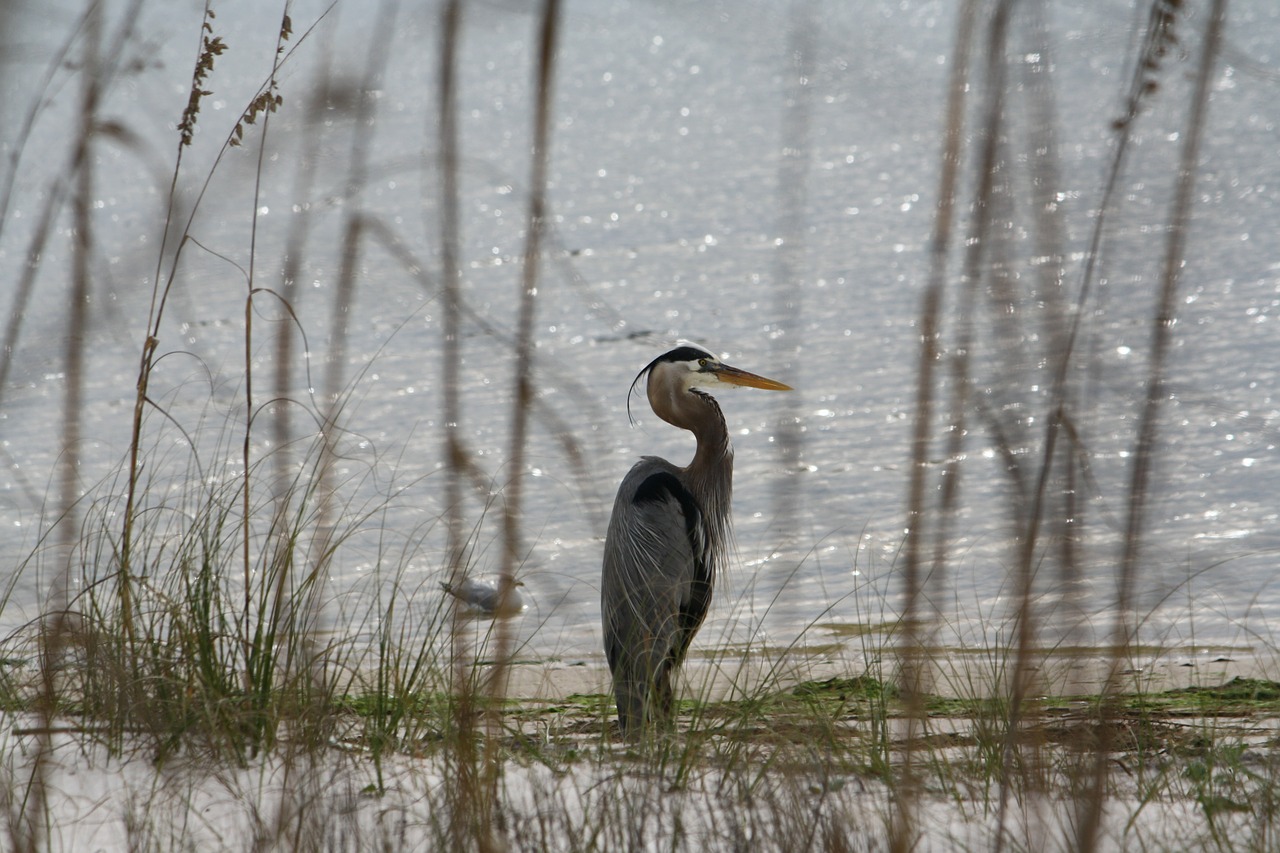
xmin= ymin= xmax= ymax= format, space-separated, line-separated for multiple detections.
xmin=710 ymin=362 xmax=793 ymax=391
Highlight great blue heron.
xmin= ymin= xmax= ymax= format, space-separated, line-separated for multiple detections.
xmin=601 ymin=345 xmax=791 ymax=735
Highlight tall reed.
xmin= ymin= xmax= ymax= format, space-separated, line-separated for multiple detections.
xmin=895 ymin=1 xmax=1235 ymax=851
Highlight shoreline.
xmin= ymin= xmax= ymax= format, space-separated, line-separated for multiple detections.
xmin=496 ymin=643 xmax=1276 ymax=703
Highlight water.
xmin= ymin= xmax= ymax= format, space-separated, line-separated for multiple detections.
xmin=2 ymin=0 xmax=1279 ymax=662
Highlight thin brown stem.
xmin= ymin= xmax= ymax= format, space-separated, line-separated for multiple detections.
xmin=893 ymin=3 xmax=978 ymax=851
xmin=1076 ymin=2 xmax=1228 ymax=850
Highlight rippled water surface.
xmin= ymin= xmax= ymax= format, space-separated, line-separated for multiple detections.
xmin=3 ymin=0 xmax=1279 ymax=660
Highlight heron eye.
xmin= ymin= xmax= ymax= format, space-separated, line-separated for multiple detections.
xmin=698 ymin=358 xmax=708 ymax=368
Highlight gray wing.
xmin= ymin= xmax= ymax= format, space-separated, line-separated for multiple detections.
xmin=601 ymin=458 xmax=710 ymax=732
xmin=441 ymin=578 xmax=524 ymax=616
xmin=442 ymin=578 xmax=497 ymax=611
xmin=465 ymin=579 xmax=500 ymax=611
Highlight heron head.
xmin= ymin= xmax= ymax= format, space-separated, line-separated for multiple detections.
xmin=627 ymin=345 xmax=792 ymax=423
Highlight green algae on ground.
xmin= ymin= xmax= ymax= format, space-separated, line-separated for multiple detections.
xmin=1149 ymin=677 xmax=1280 ymax=713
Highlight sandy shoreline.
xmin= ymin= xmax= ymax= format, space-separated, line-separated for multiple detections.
xmin=497 ymin=644 xmax=1276 ymax=703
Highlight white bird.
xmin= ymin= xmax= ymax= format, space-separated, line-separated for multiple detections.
xmin=441 ymin=577 xmax=527 ymax=618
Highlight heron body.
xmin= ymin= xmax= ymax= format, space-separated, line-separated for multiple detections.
xmin=601 ymin=345 xmax=791 ymax=735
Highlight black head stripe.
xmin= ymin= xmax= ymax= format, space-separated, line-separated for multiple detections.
xmin=655 ymin=345 xmax=714 ymax=365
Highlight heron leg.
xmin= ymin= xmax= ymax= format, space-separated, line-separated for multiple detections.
xmin=650 ymin=659 xmax=675 ymax=726
xmin=606 ymin=627 xmax=653 ymax=736
xmin=608 ymin=630 xmax=681 ymax=737
xmin=612 ymin=662 xmax=646 ymax=735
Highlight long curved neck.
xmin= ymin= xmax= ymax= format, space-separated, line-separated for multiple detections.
xmin=683 ymin=389 xmax=733 ymax=512
xmin=649 ymin=382 xmax=735 ymax=565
